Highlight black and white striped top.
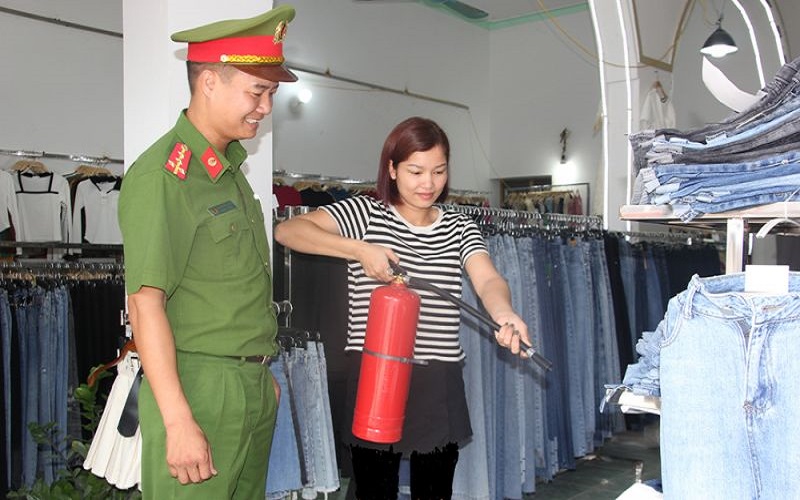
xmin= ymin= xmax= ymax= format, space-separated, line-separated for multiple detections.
xmin=322 ymin=196 xmax=488 ymax=362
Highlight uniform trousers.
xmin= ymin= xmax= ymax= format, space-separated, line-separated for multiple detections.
xmin=139 ymin=350 xmax=278 ymax=500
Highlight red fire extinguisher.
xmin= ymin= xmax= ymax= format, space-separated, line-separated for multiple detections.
xmin=352 ymin=277 xmax=421 ymax=443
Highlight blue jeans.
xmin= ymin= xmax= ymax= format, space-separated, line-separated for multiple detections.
xmin=589 ymin=238 xmax=624 ymax=441
xmin=671 ymin=174 xmax=800 ymax=221
xmin=516 ymin=236 xmax=545 ymax=493
xmin=650 ymin=105 xmax=800 ymax=158
xmin=17 ymin=288 xmax=42 ymax=487
xmin=286 ymin=348 xmax=315 ymax=492
xmin=37 ymin=290 xmax=55 ymax=484
xmin=304 ymin=341 xmax=339 ymax=494
xmin=453 ymin=277 xmax=493 ymax=500
xmin=626 ymin=273 xmax=800 ymax=498
xmin=548 ymin=238 xmax=576 ymax=470
xmin=563 ymin=238 xmax=594 ymax=457
xmin=0 ymin=290 xmax=11 ymax=487
xmin=266 ymin=356 xmax=303 ymax=498
xmin=53 ymin=287 xmax=69 ymax=467
xmin=639 ymin=150 xmax=800 ymax=202
xmin=617 ymin=237 xmax=641 ymax=357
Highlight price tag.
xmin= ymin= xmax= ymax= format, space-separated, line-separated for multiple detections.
xmin=744 ymin=265 xmax=789 ymax=294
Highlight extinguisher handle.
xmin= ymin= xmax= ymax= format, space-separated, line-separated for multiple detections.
xmin=400 ymin=273 xmax=553 ymax=371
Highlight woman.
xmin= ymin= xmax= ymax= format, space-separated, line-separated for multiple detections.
xmin=274 ymin=116 xmax=530 ymax=499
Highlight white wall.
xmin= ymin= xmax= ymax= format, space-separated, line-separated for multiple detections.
xmin=488 ymin=12 xmax=601 ymax=189
xmin=776 ymin=0 xmax=800 ymax=58
xmin=0 ymin=0 xmax=123 ymax=174
xmin=273 ymin=1 xmax=491 ymax=192
xmin=670 ymin=1 xmax=784 ymax=131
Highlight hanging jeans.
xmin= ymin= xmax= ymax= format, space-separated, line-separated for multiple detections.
xmin=266 ymin=355 xmax=303 ymax=498
xmin=624 ymin=273 xmax=800 ymax=499
xmin=1 ymin=290 xmax=11 ymax=488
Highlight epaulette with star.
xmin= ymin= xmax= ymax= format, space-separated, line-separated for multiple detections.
xmin=165 ymin=143 xmax=191 ymax=180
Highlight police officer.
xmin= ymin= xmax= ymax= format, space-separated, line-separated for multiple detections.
xmin=118 ymin=6 xmax=297 ymax=499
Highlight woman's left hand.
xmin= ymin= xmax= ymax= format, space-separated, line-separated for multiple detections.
xmin=492 ymin=312 xmax=531 ymax=357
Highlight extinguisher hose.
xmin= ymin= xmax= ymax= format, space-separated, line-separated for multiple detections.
xmin=391 ymin=264 xmax=553 ymax=371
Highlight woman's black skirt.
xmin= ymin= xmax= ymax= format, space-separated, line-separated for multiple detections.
xmin=340 ymin=351 xmax=472 ymax=455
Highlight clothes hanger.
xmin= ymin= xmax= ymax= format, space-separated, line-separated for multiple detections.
xmin=87 ymin=338 xmax=137 ymax=387
xmin=652 ymin=71 xmax=668 ymax=103
xmin=755 ymin=190 xmax=800 ymax=239
xmin=11 ymin=159 xmax=49 ymax=175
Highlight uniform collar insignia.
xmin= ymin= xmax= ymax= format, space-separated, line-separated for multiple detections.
xmin=202 ymin=147 xmax=224 ymax=180
xmin=165 ymin=142 xmax=191 ymax=180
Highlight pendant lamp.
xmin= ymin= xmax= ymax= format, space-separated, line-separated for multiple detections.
xmin=700 ymin=16 xmax=738 ymax=58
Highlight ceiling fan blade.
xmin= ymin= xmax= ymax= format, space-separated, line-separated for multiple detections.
xmin=440 ymin=0 xmax=489 ymax=20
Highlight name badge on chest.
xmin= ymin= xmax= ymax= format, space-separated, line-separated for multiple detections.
xmin=208 ymin=200 xmax=237 ymax=216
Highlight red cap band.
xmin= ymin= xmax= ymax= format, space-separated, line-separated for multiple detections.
xmin=187 ymin=35 xmax=284 ymax=64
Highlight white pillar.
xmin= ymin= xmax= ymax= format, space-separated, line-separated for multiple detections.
xmin=589 ymin=0 xmax=639 ymax=232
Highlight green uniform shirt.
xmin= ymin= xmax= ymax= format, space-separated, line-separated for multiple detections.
xmin=119 ymin=111 xmax=277 ymax=357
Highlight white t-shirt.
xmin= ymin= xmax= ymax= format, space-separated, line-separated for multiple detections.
xmin=71 ymin=177 xmax=123 ymax=244
xmin=640 ymin=86 xmax=676 ymax=130
xmin=14 ymin=171 xmax=71 ymax=242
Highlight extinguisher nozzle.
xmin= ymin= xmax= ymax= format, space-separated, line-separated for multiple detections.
xmin=524 ymin=346 xmax=553 ymax=371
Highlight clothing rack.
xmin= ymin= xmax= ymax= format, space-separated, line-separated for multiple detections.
xmin=441 ymin=203 xmax=604 ymax=235
xmin=0 ymin=260 xmax=124 ymax=283
xmin=503 ymin=182 xmax=589 ymax=216
xmin=277 ymin=325 xmax=321 ymax=350
xmin=273 ymin=169 xmax=491 ymax=198
xmin=615 ymin=229 xmax=722 ymax=246
xmin=0 ymin=241 xmax=123 ymax=251
xmin=0 ymin=148 xmax=123 ymax=165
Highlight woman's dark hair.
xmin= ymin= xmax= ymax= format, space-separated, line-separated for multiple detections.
xmin=376 ymin=117 xmax=450 ymax=205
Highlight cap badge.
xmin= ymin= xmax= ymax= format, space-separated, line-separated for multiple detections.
xmin=165 ymin=143 xmax=191 ymax=180
xmin=274 ymin=21 xmax=287 ymax=44
xmin=202 ymin=147 xmax=224 ymax=179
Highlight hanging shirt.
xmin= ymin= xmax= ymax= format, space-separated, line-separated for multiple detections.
xmin=0 ymin=169 xmax=20 ymax=233
xmin=14 ymin=171 xmax=72 ymax=242
xmin=640 ymin=86 xmax=676 ymax=130
xmin=70 ymin=177 xmax=123 ymax=244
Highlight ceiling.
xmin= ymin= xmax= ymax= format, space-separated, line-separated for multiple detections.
xmin=355 ymin=0 xmax=589 ymax=25
xmin=462 ymin=0 xmax=587 ymax=23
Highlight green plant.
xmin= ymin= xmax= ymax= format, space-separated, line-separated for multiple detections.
xmin=7 ymin=366 xmax=142 ymax=500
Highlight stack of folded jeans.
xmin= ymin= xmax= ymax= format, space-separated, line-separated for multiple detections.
xmin=629 ymin=55 xmax=800 ymax=221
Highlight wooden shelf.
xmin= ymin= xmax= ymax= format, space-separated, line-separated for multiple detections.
xmin=620 ymin=203 xmax=800 ymax=273
xmin=620 ymin=202 xmax=800 ymax=224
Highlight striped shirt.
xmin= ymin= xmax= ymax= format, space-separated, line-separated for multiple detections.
xmin=322 ymin=196 xmax=488 ymax=362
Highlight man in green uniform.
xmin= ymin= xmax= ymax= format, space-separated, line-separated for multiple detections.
xmin=118 ymin=6 xmax=297 ymax=499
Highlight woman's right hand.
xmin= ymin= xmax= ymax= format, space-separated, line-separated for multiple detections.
xmin=356 ymin=242 xmax=399 ymax=282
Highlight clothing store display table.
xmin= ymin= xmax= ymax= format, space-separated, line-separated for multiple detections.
xmin=620 ymin=202 xmax=800 ymax=273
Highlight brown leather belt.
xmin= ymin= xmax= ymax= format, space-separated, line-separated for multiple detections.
xmin=232 ymin=354 xmax=273 ymax=365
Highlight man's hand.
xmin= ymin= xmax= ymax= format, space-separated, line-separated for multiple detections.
xmin=165 ymin=420 xmax=218 ymax=484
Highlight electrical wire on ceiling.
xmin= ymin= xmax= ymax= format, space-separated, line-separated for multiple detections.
xmin=534 ymin=0 xmax=694 ymax=70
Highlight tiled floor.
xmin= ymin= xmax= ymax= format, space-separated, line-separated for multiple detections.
xmin=328 ymin=420 xmax=661 ymax=499
xmin=525 ymin=421 xmax=662 ymax=499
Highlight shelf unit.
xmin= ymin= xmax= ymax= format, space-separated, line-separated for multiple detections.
xmin=620 ymin=202 xmax=800 ymax=273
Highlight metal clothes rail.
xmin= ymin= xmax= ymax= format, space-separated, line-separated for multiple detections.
xmin=0 ymin=148 xmax=123 ymax=165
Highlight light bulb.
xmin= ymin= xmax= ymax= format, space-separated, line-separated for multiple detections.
xmin=297 ymin=88 xmax=313 ymax=104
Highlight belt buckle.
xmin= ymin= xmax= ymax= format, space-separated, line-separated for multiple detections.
xmin=259 ymin=354 xmax=271 ymax=365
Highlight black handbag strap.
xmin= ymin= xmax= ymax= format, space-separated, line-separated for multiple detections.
xmin=117 ymin=367 xmax=143 ymax=438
